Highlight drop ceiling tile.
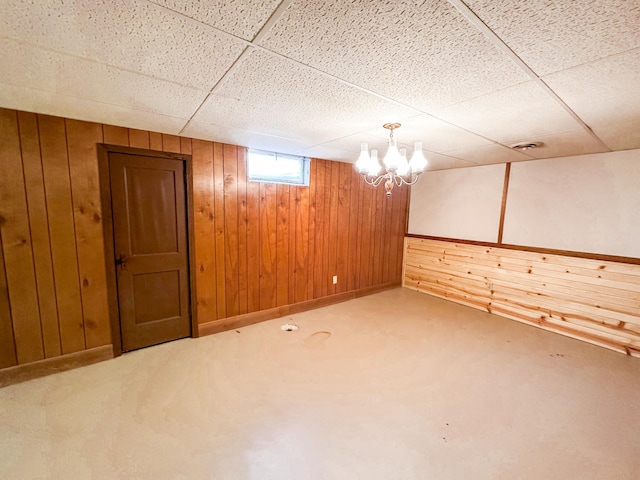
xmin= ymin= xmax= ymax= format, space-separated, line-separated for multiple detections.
xmin=294 ymin=145 xmax=360 ymax=163
xmin=465 ymin=0 xmax=640 ymax=76
xmin=192 ymin=49 xmax=421 ymax=146
xmin=433 ymin=81 xmax=584 ymax=144
xmin=445 ymin=143 xmax=533 ymax=165
xmin=544 ymin=48 xmax=640 ymax=150
xmin=259 ymin=0 xmax=530 ymax=111
xmin=514 ymin=130 xmax=609 ymax=159
xmin=0 ymin=0 xmax=246 ymax=90
xmin=149 ymin=0 xmax=282 ymax=40
xmin=0 ymin=38 xmax=207 ymax=119
xmin=375 ymin=114 xmax=493 ymax=153
xmin=0 ymin=83 xmax=187 ymax=134
xmin=419 ymin=153 xmax=479 ymax=171
xmin=182 ymin=120 xmax=309 ymax=155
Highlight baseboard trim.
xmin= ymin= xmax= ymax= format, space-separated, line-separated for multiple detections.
xmin=0 ymin=345 xmax=114 ymax=388
xmin=199 ymin=282 xmax=400 ymax=336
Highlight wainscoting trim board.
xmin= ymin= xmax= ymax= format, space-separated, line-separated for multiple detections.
xmin=0 ymin=345 xmax=114 ymax=388
xmin=199 ymin=282 xmax=401 ymax=336
xmin=403 ymin=237 xmax=640 ymax=357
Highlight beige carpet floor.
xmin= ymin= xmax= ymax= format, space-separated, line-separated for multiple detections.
xmin=1 ymin=288 xmax=639 ymax=479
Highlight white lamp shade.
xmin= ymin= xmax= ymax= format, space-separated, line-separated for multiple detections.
xmin=396 ymin=148 xmax=410 ymax=176
xmin=409 ymin=142 xmax=427 ymax=173
xmin=355 ymin=143 xmax=370 ymax=173
xmin=368 ymin=149 xmax=382 ymax=176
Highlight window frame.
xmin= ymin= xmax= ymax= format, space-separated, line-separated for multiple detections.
xmin=247 ymin=149 xmax=311 ymax=186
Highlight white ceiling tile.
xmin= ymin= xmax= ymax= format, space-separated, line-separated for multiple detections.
xmin=0 ymin=0 xmax=246 ymax=90
xmin=465 ymin=0 xmax=640 ymax=76
xmin=182 ymin=120 xmax=310 ymax=155
xmin=294 ymin=145 xmax=359 ymax=163
xmin=0 ymin=82 xmax=187 ymax=134
xmin=0 ymin=38 xmax=206 ymax=119
xmin=259 ymin=0 xmax=530 ymax=111
xmin=419 ymin=153 xmax=479 ymax=171
xmin=149 ymin=0 xmax=282 ymax=40
xmin=515 ymin=130 xmax=610 ymax=159
xmin=544 ymin=48 xmax=640 ymax=150
xmin=433 ymin=81 xmax=584 ymax=143
xmin=192 ymin=49 xmax=420 ymax=145
xmin=445 ymin=143 xmax=533 ymax=165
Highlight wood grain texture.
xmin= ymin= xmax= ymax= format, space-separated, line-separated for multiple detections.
xmin=404 ymin=237 xmax=640 ymax=357
xmin=213 ymin=142 xmax=227 ymax=319
xmin=0 ymin=228 xmax=18 ymax=368
xmin=102 ymin=125 xmax=129 ymax=146
xmin=66 ymin=119 xmax=111 ymax=349
xmin=192 ymin=139 xmax=217 ymax=324
xmin=0 ymin=109 xmax=44 ymax=364
xmin=17 ymin=111 xmax=61 ymax=358
xmin=128 ymin=129 xmax=149 ymax=149
xmin=223 ymin=144 xmax=239 ymax=317
xmin=276 ymin=183 xmax=290 ymax=307
xmin=39 ymin=115 xmax=86 ymax=355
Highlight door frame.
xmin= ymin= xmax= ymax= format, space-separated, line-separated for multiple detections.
xmin=98 ymin=144 xmax=198 ymax=357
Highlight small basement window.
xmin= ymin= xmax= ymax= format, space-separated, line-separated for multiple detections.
xmin=247 ymin=149 xmax=310 ymax=186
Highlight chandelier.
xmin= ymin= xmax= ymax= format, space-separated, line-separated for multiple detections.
xmin=355 ymin=123 xmax=427 ymax=197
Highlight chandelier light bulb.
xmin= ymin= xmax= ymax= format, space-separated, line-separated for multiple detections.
xmin=382 ymin=130 xmax=401 ymax=171
xmin=396 ymin=148 xmax=410 ymax=176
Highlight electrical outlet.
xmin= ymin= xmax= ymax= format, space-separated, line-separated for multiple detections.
xmin=332 ymin=275 xmax=338 ymax=285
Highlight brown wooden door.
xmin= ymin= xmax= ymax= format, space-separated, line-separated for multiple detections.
xmin=109 ymin=153 xmax=191 ymax=352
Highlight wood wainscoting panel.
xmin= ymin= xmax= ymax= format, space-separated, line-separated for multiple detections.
xmin=403 ymin=237 xmax=640 ymax=357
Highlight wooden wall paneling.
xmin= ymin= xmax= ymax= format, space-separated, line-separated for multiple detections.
xmin=102 ymin=125 xmax=129 ymax=146
xmin=373 ymin=187 xmax=386 ymax=286
xmin=259 ymin=182 xmax=278 ymax=310
xmin=294 ymin=182 xmax=310 ymax=303
xmin=359 ymin=183 xmax=374 ymax=288
xmin=0 ymin=109 xmax=44 ymax=364
xmin=128 ymin=129 xmax=150 ymax=149
xmin=246 ymin=176 xmax=261 ymax=313
xmin=223 ymin=144 xmax=239 ymax=317
xmin=347 ymin=168 xmax=360 ymax=292
xmin=328 ymin=161 xmax=340 ymax=295
xmin=38 ymin=115 xmax=86 ymax=354
xmin=17 ymin=112 xmax=61 ymax=358
xmin=276 ymin=183 xmax=290 ymax=307
xmin=288 ymin=187 xmax=297 ymax=305
xmin=322 ymin=160 xmax=334 ymax=296
xmin=66 ymin=119 xmax=111 ymax=349
xmin=403 ymin=237 xmax=640 ymax=357
xmin=313 ymin=160 xmax=326 ymax=299
xmin=236 ymin=147 xmax=249 ymax=315
xmin=162 ymin=134 xmax=181 ymax=153
xmin=335 ymin=162 xmax=351 ymax=294
xmin=180 ymin=137 xmax=192 ymax=155
xmin=353 ymin=173 xmax=365 ymax=291
xmin=212 ymin=142 xmax=226 ymax=319
xmin=386 ymin=184 xmax=402 ymax=284
xmin=306 ymin=159 xmax=317 ymax=300
xmin=149 ymin=132 xmax=163 ymax=151
xmin=190 ymin=139 xmax=217 ymax=323
xmin=381 ymin=191 xmax=394 ymax=283
xmin=0 ymin=229 xmax=18 ymax=368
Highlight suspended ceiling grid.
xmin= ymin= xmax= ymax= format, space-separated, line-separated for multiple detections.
xmin=0 ymin=0 xmax=638 ymax=170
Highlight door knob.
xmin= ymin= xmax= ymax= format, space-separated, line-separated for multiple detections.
xmin=115 ymin=253 xmax=129 ymax=270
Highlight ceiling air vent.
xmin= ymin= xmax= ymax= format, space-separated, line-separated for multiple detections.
xmin=511 ymin=141 xmax=543 ymax=151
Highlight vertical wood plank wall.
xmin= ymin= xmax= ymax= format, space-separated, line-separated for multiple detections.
xmin=403 ymin=237 xmax=640 ymax=357
xmin=0 ymin=108 xmax=409 ymax=371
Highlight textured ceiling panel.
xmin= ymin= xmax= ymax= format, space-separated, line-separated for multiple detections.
xmin=445 ymin=143 xmax=533 ymax=165
xmin=182 ymin=120 xmax=309 ymax=154
xmin=544 ymin=48 xmax=640 ymax=151
xmin=516 ymin=130 xmax=610 ymax=160
xmin=0 ymin=38 xmax=207 ymax=119
xmin=0 ymin=83 xmax=187 ymax=134
xmin=192 ymin=50 xmax=420 ymax=147
xmin=0 ymin=0 xmax=246 ymax=90
xmin=260 ymin=0 xmax=530 ymax=111
xmin=149 ymin=0 xmax=282 ymax=40
xmin=465 ymin=0 xmax=640 ymax=76
xmin=433 ymin=81 xmax=584 ymax=144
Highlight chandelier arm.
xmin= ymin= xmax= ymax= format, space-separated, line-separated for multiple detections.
xmin=402 ymin=173 xmax=421 ymax=185
xmin=370 ymin=174 xmax=387 ymax=187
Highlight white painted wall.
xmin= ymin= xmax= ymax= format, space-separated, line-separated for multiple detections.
xmin=408 ymin=163 xmax=505 ymax=242
xmin=503 ymin=149 xmax=640 ymax=257
xmin=407 ymin=148 xmax=640 ymax=258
